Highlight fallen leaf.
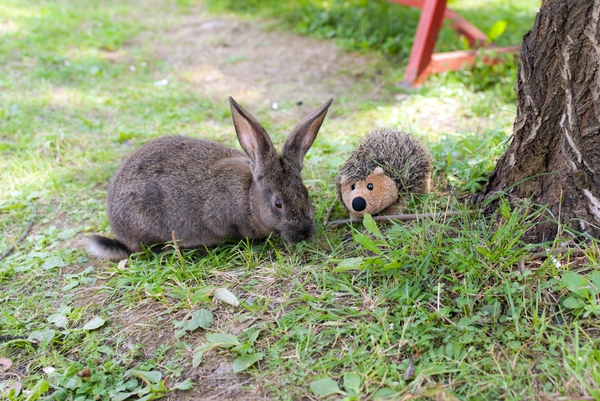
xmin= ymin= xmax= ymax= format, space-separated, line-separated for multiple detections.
xmin=9 ymin=380 xmax=22 ymax=397
xmin=81 ymin=317 xmax=105 ymax=331
xmin=214 ymin=288 xmax=239 ymax=306
xmin=42 ymin=366 xmax=56 ymax=375
xmin=117 ymin=259 xmax=128 ymax=270
xmin=0 ymin=357 xmax=13 ymax=373
xmin=404 ymin=359 xmax=415 ymax=380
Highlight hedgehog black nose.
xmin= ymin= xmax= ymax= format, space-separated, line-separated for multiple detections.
xmin=352 ymin=197 xmax=367 ymax=212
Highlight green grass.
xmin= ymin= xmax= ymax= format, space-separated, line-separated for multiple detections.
xmin=3 ymin=0 xmax=600 ymax=400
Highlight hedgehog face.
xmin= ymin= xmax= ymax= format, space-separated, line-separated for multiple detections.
xmin=339 ymin=167 xmax=399 ymax=218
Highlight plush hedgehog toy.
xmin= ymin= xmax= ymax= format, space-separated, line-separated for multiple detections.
xmin=336 ymin=128 xmax=433 ymax=219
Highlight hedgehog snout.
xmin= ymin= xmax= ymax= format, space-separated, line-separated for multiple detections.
xmin=352 ymin=197 xmax=367 ymax=212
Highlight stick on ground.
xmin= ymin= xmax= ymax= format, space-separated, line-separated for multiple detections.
xmin=0 ymin=204 xmax=37 ymax=262
xmin=325 ymin=210 xmax=463 ymax=228
xmin=323 ymin=199 xmax=337 ymax=226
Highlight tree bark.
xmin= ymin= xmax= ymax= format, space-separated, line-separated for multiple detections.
xmin=475 ymin=0 xmax=600 ymax=242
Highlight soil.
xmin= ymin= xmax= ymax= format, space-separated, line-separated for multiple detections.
xmin=143 ymin=11 xmax=490 ymax=135
xmin=148 ymin=14 xmax=392 ymax=117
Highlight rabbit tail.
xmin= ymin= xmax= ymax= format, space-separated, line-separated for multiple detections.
xmin=87 ymin=235 xmax=131 ymax=260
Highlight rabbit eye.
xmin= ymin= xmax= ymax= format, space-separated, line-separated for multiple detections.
xmin=275 ymin=199 xmax=283 ymax=209
xmin=367 ymin=183 xmax=374 ymax=190
xmin=351 ymin=183 xmax=356 ymax=190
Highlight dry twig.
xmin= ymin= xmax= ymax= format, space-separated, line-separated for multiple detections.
xmin=0 ymin=204 xmax=37 ymax=262
xmin=325 ymin=210 xmax=463 ymax=228
xmin=323 ymin=199 xmax=337 ymax=226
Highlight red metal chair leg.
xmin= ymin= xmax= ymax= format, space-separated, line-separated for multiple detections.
xmin=403 ymin=0 xmax=447 ymax=85
xmin=387 ymin=0 xmax=520 ymax=86
xmin=389 ymin=0 xmax=487 ymax=47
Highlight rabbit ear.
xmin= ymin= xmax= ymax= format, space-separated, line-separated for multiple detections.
xmin=229 ymin=97 xmax=277 ymax=168
xmin=283 ymin=98 xmax=333 ymax=170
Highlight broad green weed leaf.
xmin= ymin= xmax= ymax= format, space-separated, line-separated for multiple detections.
xmin=362 ymin=213 xmax=384 ymax=239
xmin=191 ymin=286 xmax=215 ymax=303
xmin=111 ymin=391 xmax=137 ymax=401
xmin=63 ymin=266 xmax=94 ymax=280
xmin=97 ymin=346 xmax=114 ymax=355
xmin=561 ymin=271 xmax=589 ymax=298
xmin=47 ymin=313 xmax=68 ymax=329
xmin=42 ymin=255 xmax=65 ymax=270
xmin=62 ymin=267 xmax=95 ymax=291
xmin=173 ymin=379 xmax=195 ymax=390
xmin=373 ymin=387 xmax=397 ymax=399
xmin=174 ymin=309 xmax=213 ymax=338
xmin=353 ymin=232 xmax=382 ymax=254
xmin=28 ymin=329 xmax=55 ymax=343
xmin=310 ymin=377 xmax=343 ymax=397
xmin=232 ymin=353 xmax=264 ymax=373
xmin=562 ymin=296 xmax=586 ymax=309
xmin=192 ymin=344 xmax=214 ymax=368
xmin=335 ymin=257 xmax=364 ymax=271
xmin=50 ymin=389 xmax=67 ymax=400
xmin=110 ymin=379 xmax=138 ymax=395
xmin=487 ymin=20 xmax=508 ymax=43
xmin=24 ymin=379 xmax=49 ymax=401
xmin=247 ymin=329 xmax=260 ymax=344
xmin=129 ymin=369 xmax=162 ymax=384
xmin=62 ymin=280 xmax=80 ymax=291
xmin=589 ymin=271 xmax=600 ymax=296
xmin=343 ymin=372 xmax=362 ymax=393
xmin=206 ymin=333 xmax=240 ymax=348
xmin=80 ymin=276 xmax=97 ymax=286
xmin=58 ymin=228 xmax=77 ymax=240
xmin=48 ymin=305 xmax=71 ymax=329
xmin=192 ymin=352 xmax=204 ymax=368
xmin=81 ymin=317 xmax=105 ymax=331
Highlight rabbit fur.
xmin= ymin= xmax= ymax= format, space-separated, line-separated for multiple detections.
xmin=88 ymin=97 xmax=333 ymax=260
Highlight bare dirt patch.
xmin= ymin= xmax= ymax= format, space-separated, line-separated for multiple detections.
xmin=141 ymin=11 xmax=492 ymax=135
xmin=147 ymin=13 xmax=394 ymax=116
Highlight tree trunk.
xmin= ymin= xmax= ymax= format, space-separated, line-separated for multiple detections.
xmin=475 ymin=0 xmax=600 ymax=242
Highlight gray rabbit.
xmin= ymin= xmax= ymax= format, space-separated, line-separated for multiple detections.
xmin=88 ymin=97 xmax=333 ymax=259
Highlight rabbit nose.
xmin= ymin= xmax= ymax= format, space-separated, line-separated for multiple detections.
xmin=284 ymin=221 xmax=315 ymax=244
xmin=352 ymin=197 xmax=367 ymax=212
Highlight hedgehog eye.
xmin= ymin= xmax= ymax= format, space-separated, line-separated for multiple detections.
xmin=274 ymin=199 xmax=283 ymax=209
xmin=367 ymin=183 xmax=374 ymax=190
xmin=351 ymin=183 xmax=356 ymax=190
